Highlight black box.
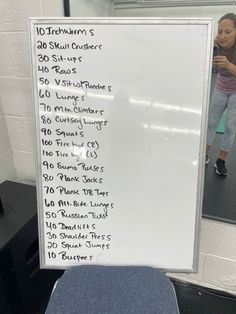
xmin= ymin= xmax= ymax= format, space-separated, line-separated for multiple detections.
xmin=0 ymin=181 xmax=63 ymax=314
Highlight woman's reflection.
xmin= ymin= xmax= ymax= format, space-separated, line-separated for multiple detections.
xmin=206 ymin=13 xmax=236 ymax=176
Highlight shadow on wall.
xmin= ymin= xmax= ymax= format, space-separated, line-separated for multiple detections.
xmin=0 ymin=98 xmax=16 ymax=183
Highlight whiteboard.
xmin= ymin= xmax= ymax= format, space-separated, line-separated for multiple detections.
xmin=29 ymin=18 xmax=214 ymax=271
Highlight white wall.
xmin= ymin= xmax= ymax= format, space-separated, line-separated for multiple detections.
xmin=70 ymin=0 xmax=112 ymax=17
xmin=0 ymin=99 xmax=16 ymax=183
xmin=114 ymin=5 xmax=236 ymax=19
xmin=0 ymin=0 xmax=64 ymax=184
xmin=169 ymin=219 xmax=236 ymax=295
xmin=1 ymin=0 xmax=236 ymax=296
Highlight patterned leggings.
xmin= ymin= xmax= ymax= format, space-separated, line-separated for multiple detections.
xmin=207 ymin=88 xmax=236 ymax=152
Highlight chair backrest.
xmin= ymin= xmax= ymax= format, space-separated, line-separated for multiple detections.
xmin=46 ymin=265 xmax=179 ymax=314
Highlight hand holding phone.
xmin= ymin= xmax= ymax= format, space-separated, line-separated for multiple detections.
xmin=213 ymin=55 xmax=230 ymax=69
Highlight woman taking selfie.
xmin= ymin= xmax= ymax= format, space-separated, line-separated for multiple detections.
xmin=206 ymin=13 xmax=236 ymax=176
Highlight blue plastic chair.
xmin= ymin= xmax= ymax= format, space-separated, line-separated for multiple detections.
xmin=46 ymin=265 xmax=179 ymax=314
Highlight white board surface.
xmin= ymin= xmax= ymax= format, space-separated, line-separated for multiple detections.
xmin=30 ymin=18 xmax=214 ymax=271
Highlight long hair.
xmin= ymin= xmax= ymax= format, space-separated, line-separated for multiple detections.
xmin=217 ymin=13 xmax=236 ymax=61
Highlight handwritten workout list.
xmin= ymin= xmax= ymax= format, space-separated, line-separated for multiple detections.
xmin=32 ymin=20 xmax=210 ymax=270
xmin=34 ymin=25 xmax=115 ymax=267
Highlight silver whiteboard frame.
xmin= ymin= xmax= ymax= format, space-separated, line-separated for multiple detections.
xmin=29 ymin=17 xmax=214 ymax=272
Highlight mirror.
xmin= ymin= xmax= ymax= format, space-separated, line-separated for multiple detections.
xmin=65 ymin=0 xmax=236 ymax=225
xmin=203 ymin=72 xmax=236 ymax=224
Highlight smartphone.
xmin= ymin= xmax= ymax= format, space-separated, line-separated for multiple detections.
xmin=213 ymin=46 xmax=218 ymax=57
xmin=212 ymin=46 xmax=219 ymax=73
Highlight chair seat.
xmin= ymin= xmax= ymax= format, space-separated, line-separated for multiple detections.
xmin=46 ymin=265 xmax=179 ymax=314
